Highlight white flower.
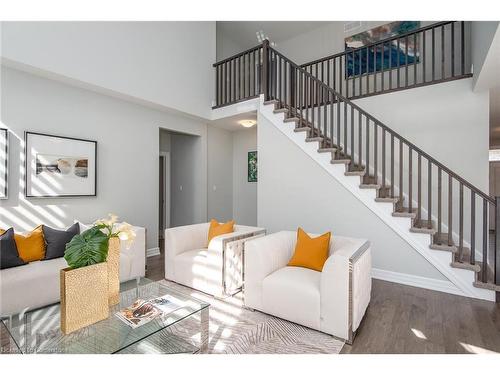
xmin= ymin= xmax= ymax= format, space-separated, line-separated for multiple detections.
xmin=116 ymin=222 xmax=136 ymax=249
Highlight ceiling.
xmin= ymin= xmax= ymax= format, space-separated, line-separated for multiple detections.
xmin=210 ymin=111 xmax=257 ymax=131
xmin=217 ymin=21 xmax=331 ymax=49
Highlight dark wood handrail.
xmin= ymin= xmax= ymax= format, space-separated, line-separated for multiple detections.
xmin=269 ymin=45 xmax=493 ymax=204
xmin=300 ymin=21 xmax=454 ymax=68
xmin=213 ymin=44 xmax=262 ymax=67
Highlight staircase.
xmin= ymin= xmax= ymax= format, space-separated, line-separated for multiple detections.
xmin=212 ymin=22 xmax=500 ymax=301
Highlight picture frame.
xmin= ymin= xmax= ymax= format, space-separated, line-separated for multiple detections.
xmin=248 ymin=151 xmax=257 ymax=183
xmin=344 ymin=21 xmax=421 ymax=78
xmin=0 ymin=128 xmax=8 ymax=199
xmin=24 ymin=131 xmax=97 ymax=198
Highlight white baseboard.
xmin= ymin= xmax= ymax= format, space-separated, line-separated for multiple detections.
xmin=146 ymin=247 xmax=161 ymax=257
xmin=371 ymin=268 xmax=465 ymax=297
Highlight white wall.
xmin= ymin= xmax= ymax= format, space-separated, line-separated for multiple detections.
xmin=471 ymin=21 xmax=500 ymax=91
xmin=207 ymin=126 xmax=233 ymax=222
xmin=257 ymin=112 xmax=446 ymax=280
xmin=0 ymin=66 xmax=209 ymax=250
xmin=233 ymin=127 xmax=258 ymax=225
xmin=355 ymin=78 xmax=489 ymax=191
xmin=1 ymin=21 xmax=216 ymax=119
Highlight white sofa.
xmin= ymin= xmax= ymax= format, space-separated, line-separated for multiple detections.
xmin=0 ymin=223 xmax=146 ymax=317
xmin=165 ymin=222 xmax=265 ymax=297
xmin=244 ymin=231 xmax=371 ymax=343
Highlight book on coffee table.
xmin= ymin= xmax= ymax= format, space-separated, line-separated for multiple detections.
xmin=116 ymin=295 xmax=183 ymax=328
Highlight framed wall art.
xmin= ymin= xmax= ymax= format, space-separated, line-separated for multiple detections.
xmin=345 ymin=21 xmax=421 ymax=78
xmin=248 ymin=151 xmax=257 ymax=183
xmin=24 ymin=132 xmax=97 ymax=198
xmin=0 ymin=128 xmax=8 ymax=199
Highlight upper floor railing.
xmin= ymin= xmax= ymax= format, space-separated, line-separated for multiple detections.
xmin=300 ymin=21 xmax=472 ymax=100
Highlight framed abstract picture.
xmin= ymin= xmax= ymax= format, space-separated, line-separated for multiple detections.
xmin=0 ymin=128 xmax=8 ymax=199
xmin=248 ymin=151 xmax=257 ymax=182
xmin=24 ymin=132 xmax=97 ymax=197
xmin=345 ymin=21 xmax=421 ymax=78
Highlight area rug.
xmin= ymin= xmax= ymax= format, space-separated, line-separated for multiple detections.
xmin=126 ymin=280 xmax=344 ymax=354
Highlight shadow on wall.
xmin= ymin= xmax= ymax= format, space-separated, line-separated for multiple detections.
xmin=0 ymin=127 xmax=71 ymax=231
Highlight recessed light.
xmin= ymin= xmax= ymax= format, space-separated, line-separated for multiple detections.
xmin=238 ymin=120 xmax=256 ymax=128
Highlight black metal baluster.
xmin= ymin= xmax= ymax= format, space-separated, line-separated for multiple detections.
xmin=451 ymin=22 xmax=455 ymax=77
xmin=405 ymin=35 xmax=409 ymax=87
xmin=391 ymin=134 xmax=394 ymax=197
xmin=459 ymin=183 xmax=464 ymax=260
xmin=441 ymin=25 xmax=445 ymax=79
xmin=409 ymin=147 xmax=413 ymax=213
xmin=432 ymin=27 xmax=435 ymax=81
xmin=374 ymin=122 xmax=378 ymax=183
xmin=428 ymin=160 xmax=432 ymax=229
xmin=374 ymin=44 xmax=378 ymax=93
xmin=471 ymin=191 xmax=476 ymax=265
xmin=438 ymin=167 xmax=442 ymax=241
xmin=382 ymin=129 xmax=386 ymax=189
xmin=423 ymin=29 xmax=427 ymax=83
xmin=461 ymin=21 xmax=465 ymax=75
xmin=413 ymin=33 xmax=417 ymax=86
xmin=448 ymin=175 xmax=453 ymax=246
xmin=482 ymin=199 xmax=488 ymax=282
xmin=399 ymin=140 xmax=403 ymax=208
xmin=366 ymin=118 xmax=370 ymax=177
xmin=359 ymin=112 xmax=363 ymax=168
xmin=417 ymin=154 xmax=421 ymax=222
xmin=366 ymin=47 xmax=370 ymax=93
xmin=397 ymin=38 xmax=401 ymax=88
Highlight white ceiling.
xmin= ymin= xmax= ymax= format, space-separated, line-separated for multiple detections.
xmin=217 ymin=21 xmax=331 ymax=49
xmin=210 ymin=111 xmax=257 ymax=131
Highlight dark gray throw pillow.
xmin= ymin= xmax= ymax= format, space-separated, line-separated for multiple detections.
xmin=0 ymin=228 xmax=27 ymax=269
xmin=43 ymin=223 xmax=80 ymax=260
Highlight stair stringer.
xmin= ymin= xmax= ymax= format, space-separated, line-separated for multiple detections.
xmin=259 ymin=96 xmax=495 ymax=301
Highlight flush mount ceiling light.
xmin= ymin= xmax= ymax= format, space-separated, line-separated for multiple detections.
xmin=238 ymin=119 xmax=256 ymax=128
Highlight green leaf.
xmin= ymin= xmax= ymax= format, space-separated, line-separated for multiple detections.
xmin=64 ymin=227 xmax=110 ymax=269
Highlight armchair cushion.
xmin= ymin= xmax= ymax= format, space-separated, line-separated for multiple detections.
xmin=287 ymin=228 xmax=331 ymax=272
xmin=207 ymin=219 xmax=234 ymax=246
xmin=263 ymin=266 xmax=321 ymax=331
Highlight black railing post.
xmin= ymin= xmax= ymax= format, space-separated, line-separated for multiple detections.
xmin=261 ymin=39 xmax=270 ymax=101
xmin=496 ymin=197 xmax=500 ymax=302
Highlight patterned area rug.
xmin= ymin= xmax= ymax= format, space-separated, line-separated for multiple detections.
xmin=130 ymin=280 xmax=344 ymax=354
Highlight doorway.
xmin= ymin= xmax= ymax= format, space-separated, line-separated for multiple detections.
xmin=159 ymin=152 xmax=170 ymax=243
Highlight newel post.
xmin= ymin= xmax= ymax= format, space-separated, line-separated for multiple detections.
xmin=496 ymin=197 xmax=500 ymax=302
xmin=261 ymin=39 xmax=270 ymax=101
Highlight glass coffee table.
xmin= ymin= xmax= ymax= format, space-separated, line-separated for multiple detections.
xmin=0 ymin=278 xmax=209 ymax=354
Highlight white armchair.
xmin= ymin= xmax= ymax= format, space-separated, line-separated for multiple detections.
xmin=244 ymin=231 xmax=371 ymax=344
xmin=165 ymin=223 xmax=265 ymax=297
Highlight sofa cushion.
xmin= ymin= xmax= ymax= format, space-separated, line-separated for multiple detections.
xmin=1 ymin=225 xmax=46 ymax=263
xmin=0 ymin=228 xmax=27 ymax=270
xmin=262 ymin=266 xmax=321 ymax=331
xmin=43 ymin=223 xmax=80 ymax=260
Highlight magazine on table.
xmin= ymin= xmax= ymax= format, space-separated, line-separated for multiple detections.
xmin=115 ymin=295 xmax=183 ymax=328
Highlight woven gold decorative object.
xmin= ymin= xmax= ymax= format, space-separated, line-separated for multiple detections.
xmin=107 ymin=237 xmax=120 ymax=306
xmin=60 ymin=263 xmax=109 ymax=334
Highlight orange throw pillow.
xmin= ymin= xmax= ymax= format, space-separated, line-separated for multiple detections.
xmin=288 ymin=227 xmax=331 ymax=272
xmin=207 ymin=219 xmax=235 ymax=246
xmin=0 ymin=226 xmax=46 ymax=262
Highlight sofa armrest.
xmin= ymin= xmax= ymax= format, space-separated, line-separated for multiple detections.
xmin=243 ymin=231 xmax=295 ymax=310
xmin=165 ymin=222 xmax=209 ymax=280
xmin=320 ymin=237 xmax=371 ymax=341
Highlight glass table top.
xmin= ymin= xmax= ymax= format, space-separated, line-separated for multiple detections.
xmin=1 ymin=278 xmax=209 ymax=354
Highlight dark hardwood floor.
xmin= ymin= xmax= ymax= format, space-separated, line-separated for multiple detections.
xmin=147 ymin=250 xmax=500 ymax=354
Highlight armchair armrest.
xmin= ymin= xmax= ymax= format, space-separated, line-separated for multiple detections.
xmin=244 ymin=231 xmax=295 ymax=310
xmin=320 ymin=236 xmax=371 ymax=341
xmin=165 ymin=222 xmax=209 ymax=280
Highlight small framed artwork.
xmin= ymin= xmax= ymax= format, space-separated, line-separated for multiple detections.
xmin=25 ymin=132 xmax=97 ymax=197
xmin=0 ymin=128 xmax=8 ymax=199
xmin=248 ymin=151 xmax=257 ymax=182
